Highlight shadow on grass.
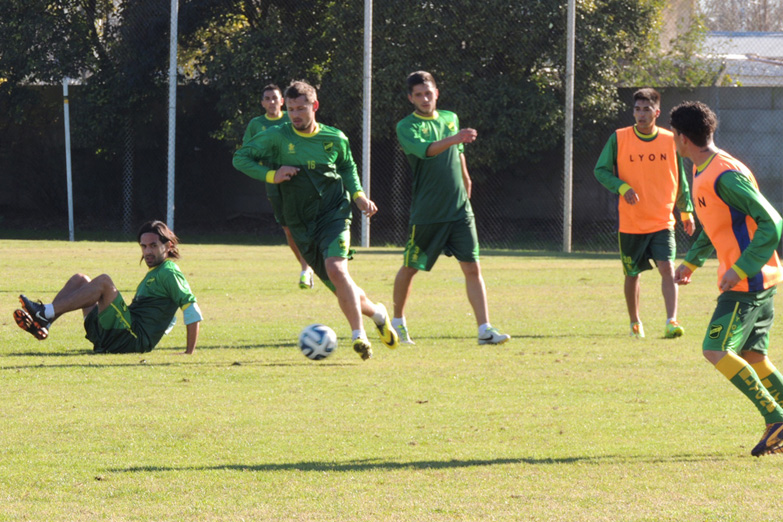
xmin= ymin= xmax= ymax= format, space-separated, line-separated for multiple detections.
xmin=109 ymin=453 xmax=730 ymax=474
xmin=0 ymin=350 xmax=356 ymax=370
xmin=357 ymin=248 xmax=617 ymax=260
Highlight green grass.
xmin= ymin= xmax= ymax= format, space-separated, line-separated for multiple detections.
xmin=2 ymin=240 xmax=782 ymax=521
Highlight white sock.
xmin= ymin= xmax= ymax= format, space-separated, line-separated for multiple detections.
xmin=44 ymin=303 xmax=55 ymax=320
xmin=391 ymin=317 xmax=405 ymax=329
xmin=351 ymin=329 xmax=366 ymax=341
xmin=371 ymin=305 xmax=386 ymax=326
xmin=478 ymin=323 xmax=491 ymax=336
xmin=666 ymin=317 xmax=676 ymax=324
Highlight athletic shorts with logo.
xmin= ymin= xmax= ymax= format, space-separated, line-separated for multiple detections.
xmin=619 ymin=228 xmax=676 ymax=277
xmin=84 ymin=293 xmax=148 ymax=354
xmin=402 ymin=214 xmax=480 ymax=272
xmin=702 ymin=287 xmax=776 ymax=355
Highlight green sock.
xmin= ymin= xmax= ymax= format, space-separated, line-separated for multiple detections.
xmin=752 ymin=359 xmax=783 ymax=405
xmin=716 ymin=352 xmax=783 ymax=424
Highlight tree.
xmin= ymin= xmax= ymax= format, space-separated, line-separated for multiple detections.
xmin=179 ymin=0 xmax=339 ymax=144
xmin=618 ymin=1 xmax=728 ymax=87
xmin=193 ymin=0 xmax=670 ymax=170
xmin=701 ymin=0 xmax=783 ymax=31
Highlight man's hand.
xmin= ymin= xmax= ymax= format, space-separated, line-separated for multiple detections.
xmin=719 ymin=268 xmax=741 ymax=292
xmin=674 ymin=263 xmax=693 ymax=285
xmin=623 ymin=188 xmax=639 ymax=205
xmin=355 ymin=196 xmax=378 ymax=218
xmin=273 ymin=166 xmax=300 ymax=183
xmin=454 ymin=128 xmax=478 ymax=144
xmin=683 ymin=215 xmax=696 ymax=236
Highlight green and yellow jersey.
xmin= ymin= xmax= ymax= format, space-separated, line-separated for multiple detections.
xmin=242 ymin=112 xmax=290 ymax=144
xmin=242 ymin=112 xmax=291 ymax=204
xmin=396 ymin=110 xmax=473 ymax=225
xmin=232 ymin=122 xmax=364 ymax=234
xmin=130 ymin=259 xmax=201 ymax=350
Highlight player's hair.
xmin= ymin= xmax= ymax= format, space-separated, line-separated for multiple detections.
xmin=406 ymin=71 xmax=437 ymax=94
xmin=137 ymin=220 xmax=180 ymax=260
xmin=633 ymin=88 xmax=661 ymax=108
xmin=669 ymin=101 xmax=718 ymax=148
xmin=262 ymin=84 xmax=282 ymax=96
xmin=284 ymin=81 xmax=317 ymax=104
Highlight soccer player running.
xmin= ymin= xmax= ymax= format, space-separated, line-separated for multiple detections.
xmin=243 ymin=83 xmax=314 ymax=290
xmin=594 ymin=88 xmax=696 ymax=339
xmin=393 ymin=71 xmax=510 ymax=346
xmin=672 ymin=101 xmax=783 ymax=457
xmin=14 ymin=220 xmax=203 ymax=354
xmin=233 ymin=80 xmax=398 ymax=360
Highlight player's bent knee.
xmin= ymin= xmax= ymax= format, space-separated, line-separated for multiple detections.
xmin=93 ymin=274 xmax=118 ymax=291
xmin=703 ymin=349 xmax=725 ymax=366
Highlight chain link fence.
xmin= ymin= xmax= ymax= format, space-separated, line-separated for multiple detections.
xmin=1 ymin=0 xmax=781 ymax=253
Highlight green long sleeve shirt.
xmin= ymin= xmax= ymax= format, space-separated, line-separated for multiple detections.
xmin=684 ymin=171 xmax=782 ymax=279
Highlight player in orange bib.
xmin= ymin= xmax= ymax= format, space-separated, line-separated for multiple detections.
xmin=672 ymin=101 xmax=783 ymax=457
xmin=595 ymin=88 xmax=695 ymax=339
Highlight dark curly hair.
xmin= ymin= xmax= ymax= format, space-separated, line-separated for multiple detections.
xmin=669 ymin=101 xmax=718 ymax=148
xmin=137 ymin=220 xmax=180 ymax=260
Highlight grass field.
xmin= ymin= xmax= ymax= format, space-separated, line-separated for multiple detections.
xmin=2 ymin=239 xmax=783 ymax=521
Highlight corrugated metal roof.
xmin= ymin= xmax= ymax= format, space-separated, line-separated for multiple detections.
xmin=705 ymin=32 xmax=783 ymax=85
xmin=706 ymin=32 xmax=783 ymax=58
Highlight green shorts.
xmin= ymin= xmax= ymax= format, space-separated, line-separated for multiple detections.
xmin=295 ymin=218 xmax=354 ymax=293
xmin=266 ymin=183 xmax=285 ymax=226
xmin=402 ymin=215 xmax=480 ymax=272
xmin=619 ymin=229 xmax=675 ymax=277
xmin=84 ymin=293 xmax=147 ymax=354
xmin=702 ymin=287 xmax=776 ymax=355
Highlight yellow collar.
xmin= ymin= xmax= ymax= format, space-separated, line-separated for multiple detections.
xmin=293 ymin=123 xmax=320 ymax=137
xmin=413 ymin=111 xmax=438 ymax=120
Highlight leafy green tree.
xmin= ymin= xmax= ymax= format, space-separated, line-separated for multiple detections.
xmin=319 ymin=0 xmax=665 ymax=169
xmin=181 ymin=0 xmax=339 ymax=144
xmin=618 ymin=2 xmax=728 ymax=87
xmin=187 ymin=0 xmax=674 ymax=169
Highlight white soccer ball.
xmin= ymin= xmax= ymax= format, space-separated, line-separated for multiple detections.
xmin=298 ymin=324 xmax=337 ymax=360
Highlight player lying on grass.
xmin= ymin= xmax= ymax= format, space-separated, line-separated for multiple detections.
xmin=671 ymin=101 xmax=783 ymax=457
xmin=14 ymin=220 xmax=203 ymax=355
xmin=233 ymin=80 xmax=398 ymax=361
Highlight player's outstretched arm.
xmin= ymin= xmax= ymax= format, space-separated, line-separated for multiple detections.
xmin=182 ymin=321 xmax=200 ymax=355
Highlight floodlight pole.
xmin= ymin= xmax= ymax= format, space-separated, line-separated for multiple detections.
xmin=361 ymin=0 xmax=372 ymax=247
xmin=166 ymin=0 xmax=178 ymax=229
xmin=562 ymin=0 xmax=576 ymax=253
xmin=63 ymin=77 xmax=75 ymax=242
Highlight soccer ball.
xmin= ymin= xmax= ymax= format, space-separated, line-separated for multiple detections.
xmin=298 ymin=324 xmax=337 ymax=360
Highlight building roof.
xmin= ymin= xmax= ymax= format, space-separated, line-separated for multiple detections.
xmin=705 ymin=32 xmax=783 ymax=86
